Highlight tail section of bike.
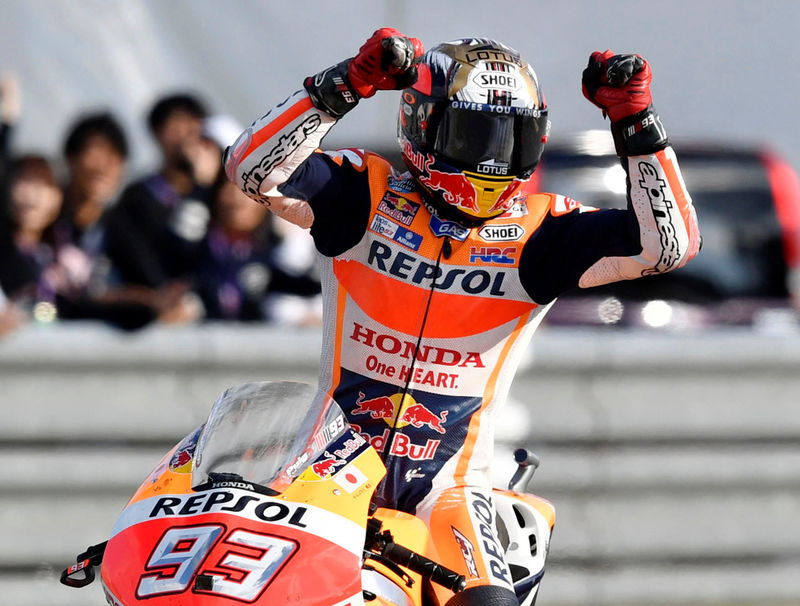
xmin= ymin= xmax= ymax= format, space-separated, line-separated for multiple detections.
xmin=493 ymin=490 xmax=555 ymax=606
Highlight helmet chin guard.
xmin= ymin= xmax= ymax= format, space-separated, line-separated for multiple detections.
xmin=398 ymin=38 xmax=549 ymax=222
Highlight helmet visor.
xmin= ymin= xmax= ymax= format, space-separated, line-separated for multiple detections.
xmin=432 ymin=105 xmax=548 ymax=176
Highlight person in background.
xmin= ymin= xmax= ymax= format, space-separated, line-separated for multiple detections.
xmin=195 ymin=169 xmax=322 ymax=323
xmin=0 ymin=155 xmax=62 ymax=331
xmin=104 ymin=93 xmax=217 ymax=323
xmin=0 ymin=73 xmax=23 ymax=333
xmin=0 ymin=73 xmax=21 ymax=195
xmin=52 ymin=112 xmax=187 ymax=329
xmin=264 ymin=215 xmax=323 ymax=326
xmin=195 ymin=172 xmax=274 ymax=321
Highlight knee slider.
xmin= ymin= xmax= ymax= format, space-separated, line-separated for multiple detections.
xmin=444 ymin=585 xmax=519 ymax=606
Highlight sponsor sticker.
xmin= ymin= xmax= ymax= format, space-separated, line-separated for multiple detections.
xmin=452 ymin=527 xmax=479 ymax=577
xmin=552 ymin=195 xmax=580 ymax=215
xmin=469 ymin=246 xmax=517 ymax=265
xmin=378 ymin=192 xmax=420 ymax=226
xmin=367 ymin=241 xmax=508 ymax=297
xmin=310 ymin=453 xmax=347 ymax=479
xmin=429 ymin=214 xmax=470 ymax=241
xmin=467 ymin=489 xmax=514 ymax=589
xmin=370 ymin=214 xmax=423 ymax=251
xmin=333 ymin=463 xmax=369 ymax=494
xmin=394 ymin=227 xmax=423 ymax=251
xmin=169 ymin=427 xmax=202 ymax=473
xmin=388 ymin=175 xmax=417 ymax=193
xmin=477 ymin=223 xmax=524 ymax=242
xmin=351 ymin=390 xmax=449 ymax=434
xmin=499 ymin=199 xmax=528 ymax=218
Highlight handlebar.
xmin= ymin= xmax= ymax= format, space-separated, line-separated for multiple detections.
xmin=508 ymin=448 xmax=540 ymax=493
xmin=366 ymin=518 xmax=466 ymax=593
xmin=60 ymin=541 xmax=106 ymax=588
xmin=382 ymin=541 xmax=466 ymax=593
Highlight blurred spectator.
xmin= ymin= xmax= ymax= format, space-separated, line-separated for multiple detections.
xmin=0 ymin=155 xmax=62 ymax=331
xmin=195 ymin=123 xmax=321 ymax=325
xmin=0 ymin=73 xmax=21 ymax=210
xmin=195 ymin=173 xmax=274 ymax=321
xmin=265 ymin=216 xmax=322 ymax=326
xmin=104 ymin=93 xmax=217 ymax=325
xmin=60 ymin=112 xmax=127 ymax=240
xmin=50 ymin=112 xmax=172 ymax=330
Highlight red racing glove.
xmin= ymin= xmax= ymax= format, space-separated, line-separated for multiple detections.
xmin=348 ymin=28 xmax=425 ymax=98
xmin=581 ymin=51 xmax=652 ymax=122
xmin=305 ymin=28 xmax=424 ymax=119
xmin=581 ymin=50 xmax=668 ymax=156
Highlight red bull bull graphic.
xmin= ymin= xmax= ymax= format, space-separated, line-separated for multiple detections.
xmin=400 ymin=403 xmax=448 ymax=435
xmin=487 ymin=178 xmax=525 ymax=214
xmin=168 ymin=427 xmax=201 ymax=473
xmin=353 ymin=391 xmax=395 ymax=420
xmin=352 ymin=392 xmax=448 ymax=435
xmin=310 ymin=452 xmax=346 ymax=478
xmin=420 ymin=155 xmax=481 ymax=215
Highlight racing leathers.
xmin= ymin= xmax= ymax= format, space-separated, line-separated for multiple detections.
xmin=225 ymin=82 xmax=700 ymax=598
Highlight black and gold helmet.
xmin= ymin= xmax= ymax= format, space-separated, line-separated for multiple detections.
xmin=398 ymin=38 xmax=549 ymax=223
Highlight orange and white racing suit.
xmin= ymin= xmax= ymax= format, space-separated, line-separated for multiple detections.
xmin=225 ymin=89 xmax=700 ymax=600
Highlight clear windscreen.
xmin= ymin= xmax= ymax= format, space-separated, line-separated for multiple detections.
xmin=191 ymin=381 xmax=349 ymax=492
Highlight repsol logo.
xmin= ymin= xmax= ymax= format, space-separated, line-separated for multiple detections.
xmin=637 ymin=161 xmax=681 ymax=274
xmin=149 ymin=490 xmax=308 ymax=528
xmin=242 ymin=114 xmax=321 ymax=195
xmin=470 ymin=490 xmax=513 ymax=587
xmin=367 ymin=241 xmax=507 ymax=296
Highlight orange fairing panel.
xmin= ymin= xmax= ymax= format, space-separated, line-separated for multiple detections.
xmin=102 ymin=489 xmax=365 ymax=605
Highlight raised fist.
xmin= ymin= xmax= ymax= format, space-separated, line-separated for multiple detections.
xmin=581 ymin=50 xmax=652 ymax=122
xmin=348 ymin=28 xmax=425 ymax=98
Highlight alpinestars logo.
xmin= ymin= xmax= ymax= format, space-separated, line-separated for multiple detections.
xmin=242 ymin=114 xmax=321 ymax=195
xmin=637 ymin=161 xmax=681 ymax=274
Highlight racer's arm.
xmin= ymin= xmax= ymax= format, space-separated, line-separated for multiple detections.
xmin=224 ymin=29 xmax=423 ymax=248
xmin=520 ymin=52 xmax=701 ymax=304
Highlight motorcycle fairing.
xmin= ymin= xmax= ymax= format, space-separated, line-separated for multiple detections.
xmin=101 ymin=421 xmax=386 ymax=605
xmin=101 ymin=487 xmax=367 ymax=605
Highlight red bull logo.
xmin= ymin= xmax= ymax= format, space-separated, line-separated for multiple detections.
xmin=400 ymin=403 xmax=448 ymax=434
xmin=353 ymin=392 xmax=396 ymax=420
xmin=420 ymin=156 xmax=480 ymax=214
xmin=350 ymin=423 xmax=441 ymax=461
xmin=352 ymin=392 xmax=448 ymax=435
xmin=378 ymin=192 xmax=420 ymax=226
xmin=310 ymin=453 xmax=346 ymax=478
xmin=487 ymin=179 xmax=524 ymax=214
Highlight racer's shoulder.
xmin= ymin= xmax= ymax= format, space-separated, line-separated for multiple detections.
xmin=320 ymin=147 xmax=393 ymax=172
xmin=548 ymin=193 xmax=599 ymax=217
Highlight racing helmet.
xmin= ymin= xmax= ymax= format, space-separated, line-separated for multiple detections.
xmin=398 ymin=38 xmax=549 ymax=224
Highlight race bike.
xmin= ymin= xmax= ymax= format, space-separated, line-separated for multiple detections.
xmin=61 ymin=381 xmax=554 ymax=605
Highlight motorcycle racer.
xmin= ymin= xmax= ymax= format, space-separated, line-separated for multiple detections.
xmin=225 ymin=29 xmax=700 ymax=605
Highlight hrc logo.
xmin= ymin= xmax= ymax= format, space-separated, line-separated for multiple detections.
xmin=469 ymin=246 xmax=517 ymax=265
